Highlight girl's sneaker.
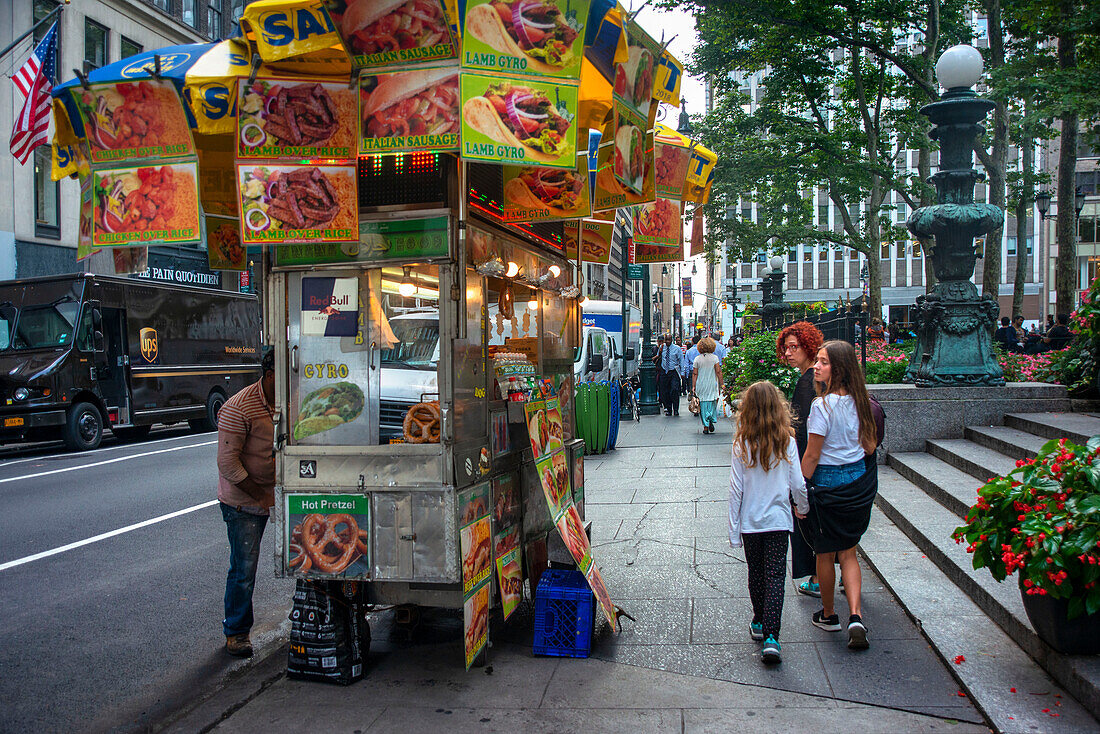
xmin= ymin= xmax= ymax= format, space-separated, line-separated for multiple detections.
xmin=761 ymin=636 xmax=781 ymax=663
xmin=812 ymin=609 xmax=842 ymax=631
xmin=798 ymin=580 xmax=821 ymax=597
xmin=750 ymin=621 xmax=764 ymax=641
xmin=847 ymin=614 xmax=869 ymax=649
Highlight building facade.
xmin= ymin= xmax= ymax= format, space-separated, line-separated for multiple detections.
xmin=1 ymin=0 xmax=245 ymax=286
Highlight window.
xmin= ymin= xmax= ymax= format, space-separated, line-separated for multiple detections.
xmin=207 ymin=0 xmax=224 ymax=38
xmin=756 ymin=251 xmax=766 ymax=264
xmin=741 ymin=205 xmax=752 ymax=222
xmin=84 ymin=18 xmax=108 ymax=70
xmin=819 ymin=247 xmax=828 ymax=260
xmin=803 ymin=247 xmax=812 ymax=262
xmin=13 ymin=299 xmax=80 ymax=350
xmin=148 ymin=0 xmax=170 ymax=9
xmin=818 ymin=204 xmax=829 ymax=224
xmin=787 ymin=248 xmax=796 ymax=262
xmin=881 ymin=243 xmax=890 ymax=260
xmin=1007 ymin=237 xmax=1016 ymax=256
xmin=33 ymin=0 xmax=58 ymax=42
xmin=1076 ymin=170 xmax=1098 ymax=196
xmin=76 ymin=308 xmax=96 ymax=352
xmin=121 ymin=36 xmax=142 ymax=59
xmin=895 ymin=242 xmax=904 ymax=259
xmin=33 ymin=147 xmax=59 ymax=239
xmin=182 ymin=0 xmax=198 ymax=27
xmin=1078 ymin=137 xmax=1099 ymax=159
xmin=912 ymin=241 xmax=922 ymax=257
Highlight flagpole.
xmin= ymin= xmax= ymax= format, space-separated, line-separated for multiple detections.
xmin=0 ymin=4 xmax=62 ymax=69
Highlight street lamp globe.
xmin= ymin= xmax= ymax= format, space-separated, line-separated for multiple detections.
xmin=769 ymin=255 xmax=784 ymax=271
xmin=935 ymin=45 xmax=983 ymax=91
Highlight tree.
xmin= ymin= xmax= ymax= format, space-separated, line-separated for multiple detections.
xmin=678 ymin=0 xmax=970 ymax=316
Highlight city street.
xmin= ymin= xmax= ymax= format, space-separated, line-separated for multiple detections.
xmin=0 ymin=430 xmax=294 ymax=732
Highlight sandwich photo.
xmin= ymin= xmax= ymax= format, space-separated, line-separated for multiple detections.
xmin=338 ymin=0 xmax=453 ymax=57
xmin=504 ymin=166 xmax=586 ymax=216
xmin=578 ymin=227 xmax=609 ymax=262
xmin=294 ymin=382 xmax=365 ymax=440
xmin=361 ymin=67 xmax=459 ymax=142
xmin=613 ymin=44 xmax=654 ymax=114
xmin=614 ymin=122 xmax=645 ymax=192
xmin=462 ymin=81 xmax=573 ymax=163
xmin=466 ymin=0 xmax=580 ymax=74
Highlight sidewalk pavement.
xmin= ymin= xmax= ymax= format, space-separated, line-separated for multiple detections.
xmin=165 ymin=402 xmax=989 ymax=733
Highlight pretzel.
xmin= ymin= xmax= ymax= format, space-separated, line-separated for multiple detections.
xmin=300 ymin=513 xmax=360 ymax=574
xmin=403 ymin=401 xmax=441 ymax=443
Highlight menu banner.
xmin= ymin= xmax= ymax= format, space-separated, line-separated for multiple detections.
xmin=238 ymin=77 xmax=358 ymax=159
xmin=328 ymin=0 xmax=459 ymax=69
xmin=237 ymin=163 xmax=358 ymax=244
xmin=274 ymin=216 xmax=449 ymax=266
xmin=611 ymin=103 xmax=647 ymax=194
xmin=535 ymin=449 xmax=570 ymax=519
xmin=77 ymin=174 xmax=98 ymax=261
xmin=492 ymin=473 xmax=521 ymax=527
xmin=459 ymin=483 xmax=492 ymax=595
xmin=501 ymin=158 xmax=590 ymax=222
xmin=612 ymin=19 xmax=658 ymax=122
xmin=111 ymin=247 xmax=149 ymax=275
xmin=284 ymin=494 xmax=371 ymax=577
xmin=463 ymin=579 xmax=490 ymax=669
xmin=524 ymin=398 xmax=564 ymax=458
xmin=494 ymin=525 xmax=523 ymax=621
xmin=206 ymin=214 xmax=247 ymax=271
xmin=73 ymin=80 xmax=196 ymax=166
xmin=654 ymin=128 xmax=690 ymax=200
xmin=593 ymin=123 xmax=654 ymax=211
xmin=461 ymin=0 xmax=590 ymax=82
xmin=238 ymin=0 xmax=343 ymax=64
xmin=92 ymin=162 xmax=201 ymax=247
xmin=460 ymin=72 xmax=578 ymax=169
xmin=563 ymin=220 xmax=612 ymax=265
xmin=359 ymin=64 xmax=460 ymax=154
xmin=633 ymin=197 xmax=682 ymax=246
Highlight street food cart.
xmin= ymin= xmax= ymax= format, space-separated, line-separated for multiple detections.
xmin=48 ymin=0 xmax=715 ymax=669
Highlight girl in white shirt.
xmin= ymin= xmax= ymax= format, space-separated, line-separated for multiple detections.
xmin=801 ymin=340 xmax=878 ymax=650
xmin=729 ymin=381 xmax=809 ymax=664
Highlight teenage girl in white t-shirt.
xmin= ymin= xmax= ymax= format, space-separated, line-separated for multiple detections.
xmin=800 ymin=340 xmax=877 ymax=650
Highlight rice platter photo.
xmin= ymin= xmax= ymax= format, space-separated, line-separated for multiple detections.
xmin=238 ymin=79 xmax=357 ymax=156
xmin=77 ymin=80 xmax=193 ymax=160
xmin=93 ymin=164 xmax=199 ymax=244
xmin=239 ymin=165 xmax=357 ymax=235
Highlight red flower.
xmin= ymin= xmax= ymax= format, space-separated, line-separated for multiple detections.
xmin=954 ymin=655 xmax=966 ymax=664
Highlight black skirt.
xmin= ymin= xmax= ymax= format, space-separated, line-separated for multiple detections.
xmin=808 ymin=457 xmax=877 ymax=553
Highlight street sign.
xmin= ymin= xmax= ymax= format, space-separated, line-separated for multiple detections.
xmin=627 ymin=264 xmax=645 ymax=280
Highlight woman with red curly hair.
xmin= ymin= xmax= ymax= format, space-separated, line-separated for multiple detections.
xmin=776 ymin=321 xmax=824 ymax=595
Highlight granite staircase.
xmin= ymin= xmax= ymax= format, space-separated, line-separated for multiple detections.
xmin=859 ymin=411 xmax=1100 ymax=733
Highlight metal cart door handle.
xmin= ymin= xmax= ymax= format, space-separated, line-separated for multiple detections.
xmin=290 ymin=344 xmax=299 ymax=372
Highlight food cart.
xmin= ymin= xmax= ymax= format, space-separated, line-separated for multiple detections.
xmin=48 ymin=0 xmax=715 ymax=669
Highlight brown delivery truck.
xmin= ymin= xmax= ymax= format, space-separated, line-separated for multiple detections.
xmin=0 ymin=273 xmax=260 ymax=450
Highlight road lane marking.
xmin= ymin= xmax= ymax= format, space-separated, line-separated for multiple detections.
xmin=0 ymin=500 xmax=219 ymax=572
xmin=0 ymin=440 xmax=216 ymax=484
xmin=0 ymin=431 xmax=212 ymax=468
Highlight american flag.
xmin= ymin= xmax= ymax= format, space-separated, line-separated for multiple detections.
xmin=10 ymin=21 xmax=59 ymax=165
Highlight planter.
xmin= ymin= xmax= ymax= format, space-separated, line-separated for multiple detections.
xmin=1020 ymin=585 xmax=1100 ymax=655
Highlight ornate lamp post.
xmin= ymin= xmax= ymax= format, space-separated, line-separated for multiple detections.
xmin=905 ymin=45 xmax=1005 ymax=386
xmin=760 ymin=255 xmax=789 ymax=329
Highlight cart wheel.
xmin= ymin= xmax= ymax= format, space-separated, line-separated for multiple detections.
xmin=64 ymin=402 xmax=103 ymax=451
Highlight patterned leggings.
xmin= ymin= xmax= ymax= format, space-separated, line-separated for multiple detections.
xmin=744 ymin=530 xmax=789 ymax=639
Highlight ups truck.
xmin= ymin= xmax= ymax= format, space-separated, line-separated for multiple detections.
xmin=0 ymin=273 xmax=260 ymax=450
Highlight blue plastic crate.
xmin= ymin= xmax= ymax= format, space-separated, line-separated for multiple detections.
xmin=533 ymin=569 xmax=596 ymax=658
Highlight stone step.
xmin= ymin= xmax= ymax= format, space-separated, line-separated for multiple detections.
xmin=1004 ymin=412 xmax=1100 ymax=446
xmin=874 ymin=465 xmax=1100 ymax=720
xmin=926 ymin=438 xmax=1020 ymax=484
xmin=886 ymin=451 xmax=980 ymax=518
xmin=965 ymin=425 xmax=1049 ymax=461
xmin=859 ymin=509 xmax=1100 ymax=733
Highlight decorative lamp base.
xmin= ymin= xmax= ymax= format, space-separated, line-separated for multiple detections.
xmin=903 ymin=280 xmax=1005 ymax=387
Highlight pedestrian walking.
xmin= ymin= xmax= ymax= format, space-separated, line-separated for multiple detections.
xmin=800 ymin=341 xmax=878 ymax=650
xmin=690 ymin=337 xmax=724 ymax=433
xmin=656 ymin=334 xmax=686 ymax=416
xmin=728 ymin=381 xmax=809 ymax=664
xmin=776 ymin=322 xmax=824 ymax=596
xmin=216 ymin=349 xmax=276 ymax=658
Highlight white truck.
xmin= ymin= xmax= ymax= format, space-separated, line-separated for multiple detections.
xmin=580 ymin=300 xmax=640 ymax=381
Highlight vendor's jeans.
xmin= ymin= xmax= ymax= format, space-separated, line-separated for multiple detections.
xmin=810 ymin=460 xmax=867 ymax=489
xmin=699 ymin=399 xmax=717 ymax=428
xmin=221 ymin=502 xmax=268 ymax=637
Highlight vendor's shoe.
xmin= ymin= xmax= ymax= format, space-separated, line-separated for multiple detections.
xmin=797 ymin=580 xmax=821 ymax=598
xmin=761 ymin=636 xmax=781 ymax=664
xmin=749 ymin=621 xmax=764 ymax=641
xmin=812 ymin=610 xmax=841 ymax=631
xmin=847 ymin=615 xmax=869 ymax=650
xmin=225 ymin=633 xmax=253 ymax=657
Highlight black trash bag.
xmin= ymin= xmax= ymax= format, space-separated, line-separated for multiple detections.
xmin=286 ymin=579 xmax=367 ymax=685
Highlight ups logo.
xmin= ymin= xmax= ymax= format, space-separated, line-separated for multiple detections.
xmin=140 ymin=328 xmax=159 ymax=364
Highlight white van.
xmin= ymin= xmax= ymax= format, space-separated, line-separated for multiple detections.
xmin=581 ymin=300 xmax=640 ymax=380
xmin=574 ymin=325 xmax=614 ymax=383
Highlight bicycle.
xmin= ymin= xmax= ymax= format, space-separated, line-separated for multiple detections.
xmin=619 ymin=377 xmax=640 ymax=422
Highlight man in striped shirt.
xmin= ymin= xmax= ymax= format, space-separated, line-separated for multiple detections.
xmin=217 ymin=349 xmax=276 ymax=658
